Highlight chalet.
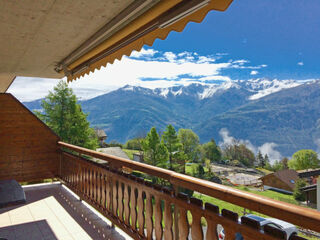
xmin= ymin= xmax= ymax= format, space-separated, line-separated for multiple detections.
xmin=260 ymin=169 xmax=299 ymax=193
xmin=95 ymin=128 xmax=107 ymax=146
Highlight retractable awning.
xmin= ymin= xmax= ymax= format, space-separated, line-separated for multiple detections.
xmin=0 ymin=0 xmax=233 ymax=91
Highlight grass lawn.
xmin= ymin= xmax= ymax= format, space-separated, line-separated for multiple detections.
xmin=256 ymin=167 xmax=273 ymax=175
xmin=194 ymin=186 xmax=300 ymax=217
xmin=122 ymin=149 xmax=140 ymax=160
xmin=185 ymin=162 xmax=209 ymax=175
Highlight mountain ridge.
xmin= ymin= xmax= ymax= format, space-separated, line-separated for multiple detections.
xmin=23 ymin=78 xmax=320 ymax=158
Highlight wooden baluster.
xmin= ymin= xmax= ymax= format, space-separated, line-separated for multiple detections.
xmin=85 ymin=167 xmax=89 ymax=197
xmin=76 ymin=162 xmax=79 ymax=192
xmin=221 ymin=209 xmax=238 ymax=240
xmin=95 ymin=170 xmax=99 ymax=204
xmin=130 ymin=184 xmax=137 ymax=231
xmin=87 ymin=168 xmax=91 ymax=198
xmin=205 ymin=203 xmax=219 ymax=240
xmin=80 ymin=165 xmax=84 ymax=195
xmin=65 ymin=158 xmax=69 ymax=183
xmin=123 ymin=183 xmax=130 ymax=226
xmin=92 ymin=169 xmax=96 ymax=202
xmin=78 ymin=164 xmax=81 ymax=194
xmin=101 ymin=173 xmax=106 ymax=210
xmin=106 ymin=175 xmax=112 ymax=212
xmin=164 ymin=199 xmax=173 ymax=240
xmin=118 ymin=181 xmax=124 ymax=221
xmin=154 ymin=194 xmax=163 ymax=240
xmin=190 ymin=197 xmax=204 ymax=240
xmin=176 ymin=192 xmax=189 ymax=240
xmin=178 ymin=207 xmax=189 ymax=240
xmin=70 ymin=159 xmax=73 ymax=184
xmin=112 ymin=178 xmax=118 ymax=217
xmin=97 ymin=170 xmax=101 ymax=207
xmin=92 ymin=168 xmax=95 ymax=201
xmin=69 ymin=159 xmax=73 ymax=186
xmin=137 ymin=188 xmax=145 ymax=236
xmin=145 ymin=191 xmax=153 ymax=240
xmin=89 ymin=167 xmax=92 ymax=198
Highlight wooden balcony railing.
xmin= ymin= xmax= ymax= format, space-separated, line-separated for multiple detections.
xmin=58 ymin=141 xmax=320 ymax=240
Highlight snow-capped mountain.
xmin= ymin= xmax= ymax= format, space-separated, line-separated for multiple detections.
xmin=24 ymin=78 xmax=320 ymax=157
xmin=118 ymin=78 xmax=304 ymax=101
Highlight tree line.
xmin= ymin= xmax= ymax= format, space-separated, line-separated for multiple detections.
xmin=125 ymin=125 xmax=320 ymax=172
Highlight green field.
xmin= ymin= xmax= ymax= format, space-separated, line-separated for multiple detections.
xmin=122 ymin=149 xmax=140 ymax=160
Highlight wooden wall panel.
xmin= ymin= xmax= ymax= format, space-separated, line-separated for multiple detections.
xmin=0 ymin=93 xmax=60 ymax=182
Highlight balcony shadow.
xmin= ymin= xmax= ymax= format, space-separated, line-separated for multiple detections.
xmin=0 ymin=183 xmax=125 ymax=240
xmin=0 ymin=219 xmax=57 ymax=240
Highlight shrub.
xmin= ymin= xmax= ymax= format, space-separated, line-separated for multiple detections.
xmin=293 ymin=179 xmax=307 ymax=201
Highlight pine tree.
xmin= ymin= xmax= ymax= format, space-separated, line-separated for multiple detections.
xmin=142 ymin=127 xmax=168 ymax=167
xmin=256 ymin=150 xmax=264 ymax=167
xmin=281 ymin=157 xmax=289 ymax=169
xmin=162 ymin=125 xmax=180 ymax=170
xmin=263 ymin=154 xmax=271 ymax=168
xmin=36 ymin=80 xmax=98 ymax=149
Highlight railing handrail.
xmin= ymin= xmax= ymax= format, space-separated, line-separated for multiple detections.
xmin=58 ymin=141 xmax=320 ymax=232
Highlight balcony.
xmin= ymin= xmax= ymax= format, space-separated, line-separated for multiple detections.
xmin=1 ymin=93 xmax=320 ymax=239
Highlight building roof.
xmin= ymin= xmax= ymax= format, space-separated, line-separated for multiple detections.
xmin=95 ymin=129 xmax=107 ymax=138
xmin=300 ymin=184 xmax=317 ymax=192
xmin=298 ymin=169 xmax=320 ymax=178
xmin=97 ymin=147 xmax=130 ymax=160
xmin=261 ymin=169 xmax=299 ymax=190
xmin=0 ymin=0 xmax=233 ymax=91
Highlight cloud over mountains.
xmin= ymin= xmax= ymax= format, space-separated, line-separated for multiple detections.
xmin=9 ymin=48 xmax=267 ymax=101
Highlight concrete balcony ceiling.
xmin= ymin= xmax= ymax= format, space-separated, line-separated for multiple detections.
xmin=0 ymin=0 xmax=233 ymax=92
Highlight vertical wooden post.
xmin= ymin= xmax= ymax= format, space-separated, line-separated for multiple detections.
xmin=317 ymin=176 xmax=320 ymax=211
xmin=173 ymin=185 xmax=179 ymax=240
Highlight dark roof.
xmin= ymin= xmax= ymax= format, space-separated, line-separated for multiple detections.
xmin=261 ymin=169 xmax=299 ymax=189
xmin=300 ymin=184 xmax=317 ymax=192
xmin=298 ymin=169 xmax=320 ymax=178
xmin=95 ymin=129 xmax=107 ymax=138
xmin=274 ymin=169 xmax=299 ymax=189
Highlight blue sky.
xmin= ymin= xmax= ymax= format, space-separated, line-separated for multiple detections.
xmin=8 ymin=0 xmax=320 ymax=101
xmin=152 ymin=0 xmax=320 ymax=80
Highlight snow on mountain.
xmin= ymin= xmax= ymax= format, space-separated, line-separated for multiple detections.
xmin=245 ymin=79 xmax=301 ymax=100
xmin=118 ymin=79 xmax=307 ymax=101
xmin=198 ymin=81 xmax=240 ymax=99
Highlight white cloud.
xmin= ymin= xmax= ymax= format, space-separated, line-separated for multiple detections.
xmin=163 ymin=52 xmax=177 ymax=62
xmin=297 ymin=61 xmax=304 ymax=66
xmin=219 ymin=128 xmax=282 ymax=163
xmin=219 ymin=128 xmax=235 ymax=146
xmin=233 ymin=59 xmax=249 ymax=65
xmin=130 ymin=48 xmax=158 ymax=58
xmin=250 ymin=70 xmax=258 ymax=75
xmin=7 ymin=48 xmax=266 ymax=102
xmin=7 ymin=77 xmax=60 ymax=102
xmin=199 ymin=75 xmax=231 ymax=81
xmin=258 ymin=143 xmax=282 ymax=163
xmin=314 ymin=138 xmax=320 ymax=155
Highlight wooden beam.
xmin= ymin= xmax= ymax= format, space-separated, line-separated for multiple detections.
xmin=0 ymin=74 xmax=16 ymax=93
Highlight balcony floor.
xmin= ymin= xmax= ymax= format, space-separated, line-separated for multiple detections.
xmin=0 ymin=183 xmax=128 ymax=240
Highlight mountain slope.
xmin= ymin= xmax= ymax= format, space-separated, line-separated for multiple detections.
xmin=23 ymin=79 xmax=319 ymax=157
xmin=196 ymin=81 xmax=320 ymax=156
